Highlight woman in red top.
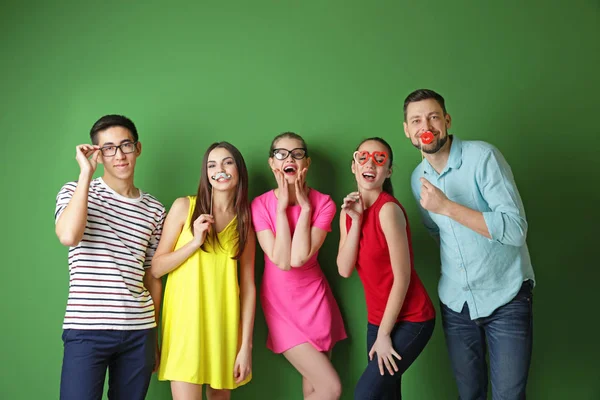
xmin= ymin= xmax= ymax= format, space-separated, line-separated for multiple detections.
xmin=337 ymin=137 xmax=436 ymax=399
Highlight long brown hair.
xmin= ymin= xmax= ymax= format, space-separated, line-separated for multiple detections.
xmin=190 ymin=142 xmax=250 ymax=260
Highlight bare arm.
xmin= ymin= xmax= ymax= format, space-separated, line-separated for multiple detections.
xmin=255 ymin=209 xmax=292 ymax=271
xmin=337 ymin=210 xmax=361 ymax=277
xmin=256 ymin=208 xmax=326 ymax=270
xmin=272 ymin=208 xmax=293 ymax=269
xmin=233 ymin=228 xmax=257 ymax=383
xmin=56 ymin=175 xmax=92 ymax=246
xmin=289 ymin=169 xmax=316 ymax=267
xmin=143 ymin=271 xmax=162 ymax=372
xmin=255 ymin=171 xmax=293 ymax=270
xmin=377 ymin=203 xmax=411 ymax=336
xmin=337 ymin=192 xmax=363 ymax=277
xmin=239 ymin=229 xmax=256 ymax=350
xmin=55 ymin=145 xmax=100 ymax=246
xmin=143 ymin=271 xmax=162 ymax=326
xmin=367 ymin=202 xmax=412 ymax=376
xmin=290 ymin=206 xmax=312 ymax=267
xmin=151 ymin=197 xmax=212 ymax=278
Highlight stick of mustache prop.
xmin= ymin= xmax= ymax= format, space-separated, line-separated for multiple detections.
xmin=210 ymin=172 xmax=232 ymax=215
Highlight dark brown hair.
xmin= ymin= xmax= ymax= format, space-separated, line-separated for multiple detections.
xmin=403 ymin=89 xmax=447 ymax=121
xmin=190 ymin=142 xmax=250 ymax=260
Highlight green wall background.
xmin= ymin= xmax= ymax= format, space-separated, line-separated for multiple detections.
xmin=1 ymin=1 xmax=599 ymax=399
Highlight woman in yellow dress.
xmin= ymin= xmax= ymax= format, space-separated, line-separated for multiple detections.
xmin=151 ymin=142 xmax=256 ymax=400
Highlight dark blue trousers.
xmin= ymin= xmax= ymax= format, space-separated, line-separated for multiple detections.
xmin=355 ymin=319 xmax=435 ymax=399
xmin=60 ymin=328 xmax=156 ymax=400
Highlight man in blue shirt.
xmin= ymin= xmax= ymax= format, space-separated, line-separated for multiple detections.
xmin=403 ymin=89 xmax=535 ymax=400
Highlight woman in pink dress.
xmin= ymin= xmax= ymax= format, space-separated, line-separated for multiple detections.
xmin=251 ymin=132 xmax=347 ymax=399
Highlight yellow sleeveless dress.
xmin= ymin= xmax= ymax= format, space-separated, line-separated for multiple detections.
xmin=158 ymin=196 xmax=251 ymax=389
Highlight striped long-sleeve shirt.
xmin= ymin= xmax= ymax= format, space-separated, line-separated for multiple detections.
xmin=55 ymin=177 xmax=166 ymax=330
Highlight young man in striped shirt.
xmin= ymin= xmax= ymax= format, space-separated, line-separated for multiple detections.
xmin=55 ymin=115 xmax=166 ymax=400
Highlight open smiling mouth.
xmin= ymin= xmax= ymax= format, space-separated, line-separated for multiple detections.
xmin=283 ymin=165 xmax=297 ymax=175
xmin=362 ymin=172 xmax=376 ymax=182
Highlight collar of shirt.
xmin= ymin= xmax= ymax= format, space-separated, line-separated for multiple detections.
xmin=423 ymin=135 xmax=464 ymax=178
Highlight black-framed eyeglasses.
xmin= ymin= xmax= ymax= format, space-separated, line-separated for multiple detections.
xmin=272 ymin=148 xmax=308 ymax=160
xmin=100 ymin=141 xmax=138 ymax=157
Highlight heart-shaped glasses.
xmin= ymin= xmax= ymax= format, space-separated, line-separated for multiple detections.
xmin=353 ymin=151 xmax=389 ymax=166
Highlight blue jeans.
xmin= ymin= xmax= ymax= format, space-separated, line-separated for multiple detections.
xmin=441 ymin=280 xmax=533 ymax=400
xmin=60 ymin=328 xmax=156 ymax=400
xmin=354 ymin=319 xmax=435 ymax=400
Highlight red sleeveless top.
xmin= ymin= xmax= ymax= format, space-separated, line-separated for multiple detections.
xmin=347 ymin=191 xmax=435 ymax=325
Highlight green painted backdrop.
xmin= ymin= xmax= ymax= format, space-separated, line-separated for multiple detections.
xmin=1 ymin=0 xmax=598 ymax=399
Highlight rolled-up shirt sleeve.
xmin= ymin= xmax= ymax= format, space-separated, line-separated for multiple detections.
xmin=477 ymin=148 xmax=528 ymax=247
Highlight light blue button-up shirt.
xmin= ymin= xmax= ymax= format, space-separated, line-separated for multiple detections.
xmin=411 ymin=136 xmax=535 ymax=319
